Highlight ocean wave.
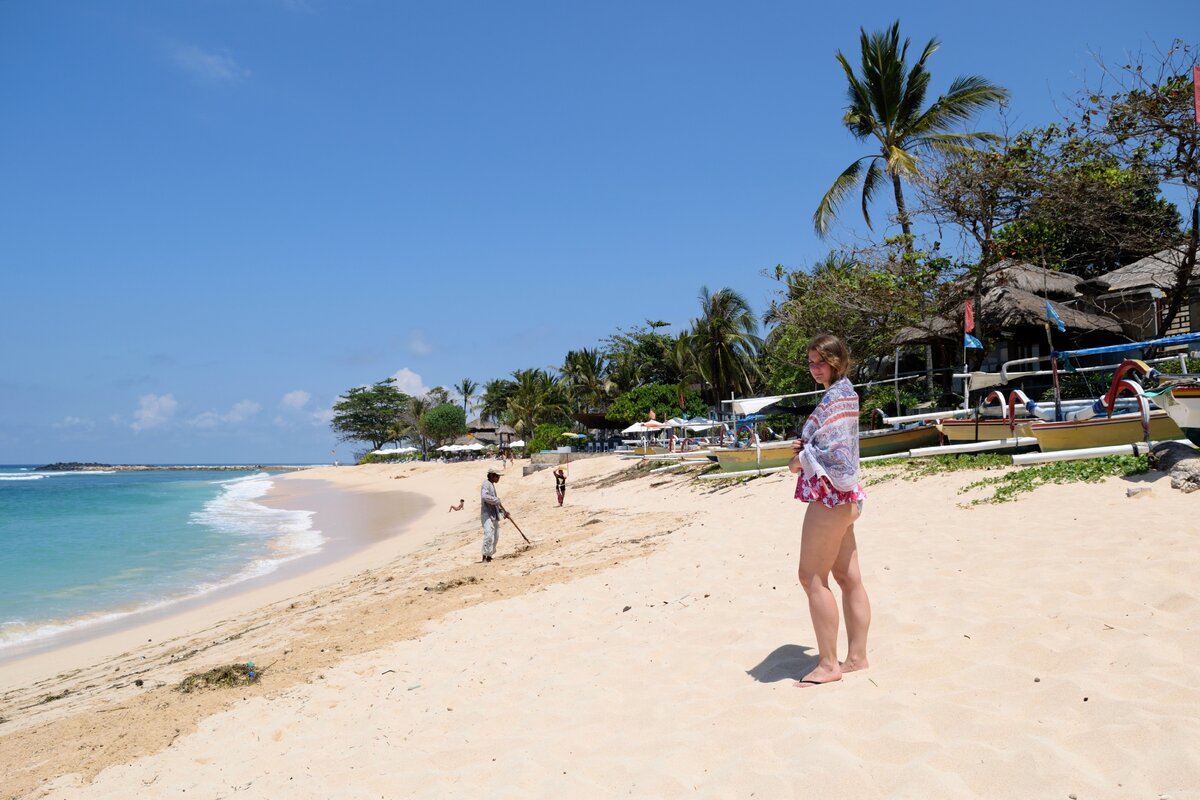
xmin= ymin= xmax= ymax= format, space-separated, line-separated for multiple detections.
xmin=0 ymin=474 xmax=323 ymax=653
xmin=190 ymin=472 xmax=323 ymax=576
xmin=0 ymin=471 xmax=117 ymax=481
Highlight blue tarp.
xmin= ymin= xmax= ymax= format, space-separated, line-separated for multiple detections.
xmin=1053 ymin=332 xmax=1200 ymax=359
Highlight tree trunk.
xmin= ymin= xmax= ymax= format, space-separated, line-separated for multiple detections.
xmin=1158 ymin=198 xmax=1199 ymax=337
xmin=891 ymin=173 xmax=913 ymax=249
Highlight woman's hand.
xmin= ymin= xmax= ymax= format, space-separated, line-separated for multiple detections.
xmin=788 ymin=438 xmax=804 ymax=473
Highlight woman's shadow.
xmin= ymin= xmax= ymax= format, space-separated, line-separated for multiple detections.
xmin=746 ymin=644 xmax=820 ymax=683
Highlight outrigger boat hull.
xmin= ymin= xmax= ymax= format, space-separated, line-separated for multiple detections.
xmin=713 ymin=424 xmax=939 ymax=472
xmin=711 ymin=441 xmax=793 ymax=473
xmin=858 ymin=424 xmax=941 ymax=457
xmin=1030 ymin=410 xmax=1184 ymax=452
xmin=938 ymin=419 xmax=1034 ymax=443
xmin=1155 ymin=385 xmax=1200 ymax=447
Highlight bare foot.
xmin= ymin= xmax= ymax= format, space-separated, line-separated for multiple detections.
xmin=839 ymin=656 xmax=869 ymax=673
xmin=793 ymin=666 xmax=841 ymax=688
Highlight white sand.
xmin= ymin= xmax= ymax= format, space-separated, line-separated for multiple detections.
xmin=2 ymin=456 xmax=1198 ymax=799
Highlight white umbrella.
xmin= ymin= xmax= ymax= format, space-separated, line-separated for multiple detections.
xmin=463 ymin=442 xmax=484 ymax=451
xmin=509 ymin=439 xmax=526 ymax=448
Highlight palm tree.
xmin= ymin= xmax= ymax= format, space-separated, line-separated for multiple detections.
xmin=454 ymin=378 xmax=478 ymax=417
xmin=813 ymin=20 xmax=1007 ymax=240
xmin=401 ymin=395 xmax=433 ymax=460
xmin=666 ymin=333 xmax=703 ymax=411
xmin=507 ymin=368 xmax=569 ymax=436
xmin=480 ymin=378 xmax=515 ymax=424
xmin=560 ymin=348 xmax=614 ymax=413
xmin=688 ymin=286 xmax=762 ymax=405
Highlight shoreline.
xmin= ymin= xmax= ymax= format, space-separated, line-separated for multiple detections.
xmin=0 ymin=470 xmax=432 ymax=689
xmin=3 ymin=456 xmax=1198 ymax=798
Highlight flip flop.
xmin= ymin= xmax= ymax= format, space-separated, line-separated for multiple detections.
xmin=793 ymin=678 xmax=838 ymax=687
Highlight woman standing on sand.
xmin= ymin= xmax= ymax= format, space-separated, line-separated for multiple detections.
xmin=789 ymin=333 xmax=870 ymax=687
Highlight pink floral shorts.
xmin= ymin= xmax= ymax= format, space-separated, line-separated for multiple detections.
xmin=795 ymin=473 xmax=866 ymax=509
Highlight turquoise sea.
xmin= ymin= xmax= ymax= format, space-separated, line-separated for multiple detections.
xmin=0 ymin=465 xmax=321 ymax=656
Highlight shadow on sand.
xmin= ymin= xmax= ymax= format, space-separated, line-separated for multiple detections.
xmin=746 ymin=644 xmax=819 ymax=683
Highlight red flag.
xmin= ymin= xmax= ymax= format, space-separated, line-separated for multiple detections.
xmin=1194 ymin=66 xmax=1200 ymax=126
xmin=964 ymin=299 xmax=975 ymax=333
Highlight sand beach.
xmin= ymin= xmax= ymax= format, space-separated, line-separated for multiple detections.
xmin=2 ymin=455 xmax=1198 ymax=799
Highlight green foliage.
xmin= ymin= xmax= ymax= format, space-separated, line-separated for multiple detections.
xmin=358 ymin=451 xmax=417 ymax=464
xmin=859 ymin=381 xmax=936 ymax=425
xmin=685 ymin=286 xmax=762 ymax=404
xmin=862 ymin=452 xmax=1012 ymax=486
xmin=1157 ymin=356 xmax=1200 ymax=375
xmin=480 ymin=379 xmax=516 ymax=423
xmin=765 ymin=246 xmax=945 ymax=379
xmin=424 ymin=403 xmax=467 ymax=445
xmin=606 ymin=383 xmax=708 ymax=424
xmin=561 ymin=348 xmax=615 ymax=412
xmin=506 ymin=368 xmax=571 ymax=435
xmin=989 ymin=126 xmax=1181 ymax=278
xmin=330 ymin=379 xmax=410 ymax=451
xmin=959 ymin=455 xmax=1149 ymax=504
xmin=1049 ymin=370 xmax=1114 ymax=401
xmin=527 ymin=423 xmax=569 ymax=454
xmin=601 ymin=321 xmax=681 ymax=390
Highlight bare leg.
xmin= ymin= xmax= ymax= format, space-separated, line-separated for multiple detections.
xmin=795 ymin=502 xmax=855 ymax=686
xmin=831 ymin=522 xmax=870 ymax=672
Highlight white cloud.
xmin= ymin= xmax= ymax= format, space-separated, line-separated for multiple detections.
xmin=189 ymin=411 xmax=222 ymax=429
xmin=189 ymin=400 xmax=262 ymax=428
xmin=53 ymin=416 xmax=91 ymax=429
xmin=309 ymin=407 xmax=334 ymax=426
xmin=406 ymin=330 xmax=433 ymax=357
xmin=131 ymin=394 xmax=177 ymax=431
xmin=390 ymin=368 xmax=429 ymax=396
xmin=170 ymin=43 xmax=249 ymax=83
xmin=225 ymin=400 xmax=261 ymax=422
xmin=281 ymin=390 xmax=311 ymax=409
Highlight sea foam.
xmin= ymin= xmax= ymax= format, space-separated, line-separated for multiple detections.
xmin=0 ymin=472 xmax=323 ymax=653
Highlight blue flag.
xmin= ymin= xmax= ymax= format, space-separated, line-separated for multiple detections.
xmin=1045 ymin=300 xmax=1066 ymax=332
xmin=964 ymin=333 xmax=984 ymax=349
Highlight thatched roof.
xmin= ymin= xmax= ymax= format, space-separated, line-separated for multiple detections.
xmin=893 ymin=316 xmax=958 ymax=346
xmin=980 ymin=286 xmax=1122 ymax=333
xmin=953 ymin=260 xmax=1092 ymax=300
xmin=1096 ymin=248 xmax=1198 ymax=292
xmin=893 ymin=286 xmax=1122 ymax=345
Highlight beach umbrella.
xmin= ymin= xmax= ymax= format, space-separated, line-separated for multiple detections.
xmin=509 ymin=439 xmax=526 ymax=448
xmin=622 ymin=422 xmax=649 ymax=434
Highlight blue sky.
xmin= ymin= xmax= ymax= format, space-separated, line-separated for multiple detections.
xmin=2 ymin=1 xmax=1194 ymax=463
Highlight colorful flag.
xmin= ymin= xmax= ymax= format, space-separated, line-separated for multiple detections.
xmin=1194 ymin=66 xmax=1200 ymax=126
xmin=964 ymin=333 xmax=984 ymax=349
xmin=964 ymin=299 xmax=975 ymax=333
xmin=1045 ymin=300 xmax=1066 ymax=333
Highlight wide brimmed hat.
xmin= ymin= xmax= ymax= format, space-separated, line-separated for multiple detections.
xmin=486 ymin=467 xmax=501 ymax=477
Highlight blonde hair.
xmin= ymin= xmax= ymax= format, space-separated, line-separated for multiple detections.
xmin=807 ymin=334 xmax=851 ymax=384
